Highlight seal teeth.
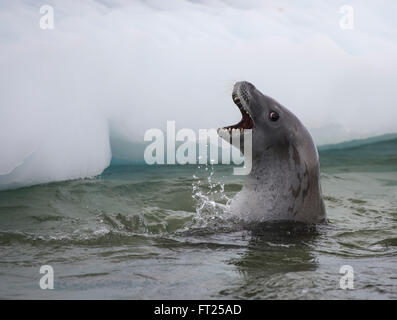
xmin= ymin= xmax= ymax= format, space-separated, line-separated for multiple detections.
xmin=219 ymin=91 xmax=254 ymax=132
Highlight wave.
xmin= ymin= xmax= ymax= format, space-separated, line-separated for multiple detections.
xmin=318 ymin=133 xmax=397 ymax=171
xmin=1 ymin=132 xmax=396 ymax=191
xmin=318 ymin=133 xmax=397 ymax=151
xmin=110 ymin=132 xmax=397 ymax=168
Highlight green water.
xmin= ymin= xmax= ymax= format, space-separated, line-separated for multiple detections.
xmin=0 ymin=138 xmax=396 ymax=299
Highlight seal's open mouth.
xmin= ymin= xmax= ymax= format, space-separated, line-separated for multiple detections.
xmin=219 ymin=92 xmax=254 ymax=133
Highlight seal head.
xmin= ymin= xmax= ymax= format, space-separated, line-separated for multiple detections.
xmin=218 ymin=81 xmax=326 ymax=224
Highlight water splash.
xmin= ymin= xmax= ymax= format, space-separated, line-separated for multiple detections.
xmin=191 ymin=163 xmax=233 ymax=228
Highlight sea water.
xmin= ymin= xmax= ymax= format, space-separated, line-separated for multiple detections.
xmin=0 ymin=136 xmax=396 ymax=299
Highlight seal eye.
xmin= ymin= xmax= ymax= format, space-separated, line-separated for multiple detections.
xmin=269 ymin=111 xmax=279 ymax=121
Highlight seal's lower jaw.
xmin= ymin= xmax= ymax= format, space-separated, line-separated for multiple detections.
xmin=217 ymin=92 xmax=254 ymax=136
